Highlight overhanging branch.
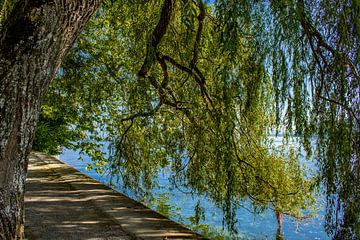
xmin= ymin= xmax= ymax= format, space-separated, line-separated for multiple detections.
xmin=138 ymin=0 xmax=174 ymax=78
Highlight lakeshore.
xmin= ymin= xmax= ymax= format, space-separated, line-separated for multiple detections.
xmin=59 ymin=146 xmax=329 ymax=240
xmin=25 ymin=152 xmax=205 ymax=240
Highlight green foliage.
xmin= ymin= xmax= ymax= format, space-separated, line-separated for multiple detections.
xmin=191 ymin=224 xmax=225 ymax=240
xmin=0 ymin=0 xmax=17 ymax=29
xmin=36 ymin=0 xmax=359 ymax=238
xmin=148 ymin=194 xmax=226 ymax=239
xmin=149 ymin=193 xmax=183 ymax=222
xmin=188 ymin=202 xmax=226 ymax=239
xmin=32 ymin=105 xmax=76 ymax=155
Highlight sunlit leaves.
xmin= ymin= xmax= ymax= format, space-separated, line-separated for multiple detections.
xmin=33 ymin=0 xmax=359 ymax=238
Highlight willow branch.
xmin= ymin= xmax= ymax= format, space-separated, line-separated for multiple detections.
xmin=149 ymin=59 xmax=196 ymax=124
xmin=296 ymin=0 xmax=360 ymax=127
xmin=138 ymin=0 xmax=174 ymax=77
xmin=190 ymin=0 xmax=205 ymax=67
xmin=319 ymin=95 xmax=359 ymax=124
xmin=160 ymin=54 xmax=215 ymax=109
xmin=297 ymin=0 xmax=359 ymax=81
xmin=120 ymin=104 xmax=162 ymax=123
xmin=118 ymin=119 xmax=134 ymax=146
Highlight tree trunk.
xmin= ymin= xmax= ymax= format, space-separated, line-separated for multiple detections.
xmin=275 ymin=210 xmax=283 ymax=231
xmin=0 ymin=1 xmax=100 ymax=239
xmin=275 ymin=209 xmax=284 ymax=240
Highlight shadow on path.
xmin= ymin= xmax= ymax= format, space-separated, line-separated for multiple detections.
xmin=25 ymin=152 xmax=204 ymax=240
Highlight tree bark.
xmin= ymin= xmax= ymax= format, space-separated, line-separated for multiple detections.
xmin=274 ymin=210 xmax=284 ymax=240
xmin=0 ymin=1 xmax=100 ymax=239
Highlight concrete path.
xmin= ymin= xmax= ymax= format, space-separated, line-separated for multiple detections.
xmin=25 ymin=152 xmax=205 ymax=240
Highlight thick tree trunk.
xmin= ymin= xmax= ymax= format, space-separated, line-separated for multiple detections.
xmin=0 ymin=1 xmax=100 ymax=239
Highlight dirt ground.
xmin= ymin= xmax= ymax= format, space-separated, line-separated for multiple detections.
xmin=25 ymin=152 xmax=205 ymax=240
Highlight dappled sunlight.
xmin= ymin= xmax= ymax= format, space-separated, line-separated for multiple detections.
xmin=25 ymin=152 xmax=205 ymax=239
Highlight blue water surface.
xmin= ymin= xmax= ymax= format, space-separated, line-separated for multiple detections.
xmin=59 ymin=147 xmax=329 ymax=240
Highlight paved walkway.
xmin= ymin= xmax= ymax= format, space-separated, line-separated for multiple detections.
xmin=25 ymin=152 xmax=205 ymax=240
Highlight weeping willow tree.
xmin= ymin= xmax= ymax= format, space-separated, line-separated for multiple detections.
xmin=3 ymin=0 xmax=357 ymax=239
xmin=37 ymin=0 xmax=359 ymax=238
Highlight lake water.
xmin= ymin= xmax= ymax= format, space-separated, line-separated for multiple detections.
xmin=59 ymin=146 xmax=330 ymax=240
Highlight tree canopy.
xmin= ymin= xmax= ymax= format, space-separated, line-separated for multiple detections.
xmin=5 ymin=0 xmax=358 ymax=238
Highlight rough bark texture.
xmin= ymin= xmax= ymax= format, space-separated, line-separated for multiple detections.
xmin=0 ymin=1 xmax=100 ymax=239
